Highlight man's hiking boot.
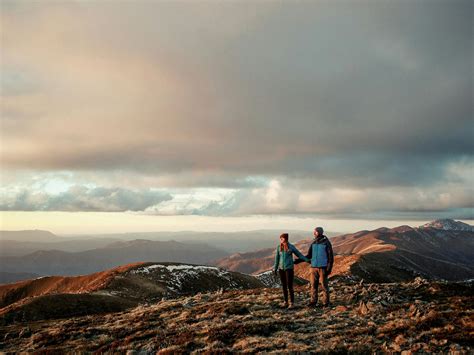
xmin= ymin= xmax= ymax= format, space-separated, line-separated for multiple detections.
xmin=307 ymin=301 xmax=317 ymax=307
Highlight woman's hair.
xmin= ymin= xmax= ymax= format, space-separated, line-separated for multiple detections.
xmin=280 ymin=233 xmax=289 ymax=251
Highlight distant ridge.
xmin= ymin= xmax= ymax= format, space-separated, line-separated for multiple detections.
xmin=0 ymin=230 xmax=63 ymax=242
xmin=215 ymin=219 xmax=474 ymax=282
xmin=0 ymin=239 xmax=229 ymax=278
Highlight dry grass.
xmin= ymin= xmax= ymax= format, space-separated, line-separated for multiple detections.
xmin=1 ymin=278 xmax=472 ymax=353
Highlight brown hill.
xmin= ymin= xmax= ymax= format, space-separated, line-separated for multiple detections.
xmin=0 ymin=262 xmax=145 ymax=309
xmin=214 ymin=220 xmax=474 ymax=282
xmin=0 ymin=262 xmax=264 ymax=323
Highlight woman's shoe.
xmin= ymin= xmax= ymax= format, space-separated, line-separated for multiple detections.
xmin=280 ymin=302 xmax=289 ymax=308
xmin=288 ymin=302 xmax=294 ymax=309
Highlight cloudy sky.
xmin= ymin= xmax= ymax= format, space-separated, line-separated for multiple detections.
xmin=1 ymin=0 xmax=472 ymax=234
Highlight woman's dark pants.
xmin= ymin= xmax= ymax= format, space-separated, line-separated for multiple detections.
xmin=278 ymin=269 xmax=294 ymax=303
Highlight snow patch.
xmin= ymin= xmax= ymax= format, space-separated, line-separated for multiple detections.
xmin=130 ymin=264 xmax=235 ymax=293
xmin=421 ymin=219 xmax=473 ymax=232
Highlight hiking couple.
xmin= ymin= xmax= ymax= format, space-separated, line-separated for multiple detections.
xmin=273 ymin=227 xmax=333 ymax=309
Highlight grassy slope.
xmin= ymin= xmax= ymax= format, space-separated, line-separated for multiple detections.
xmin=1 ymin=279 xmax=472 ymax=353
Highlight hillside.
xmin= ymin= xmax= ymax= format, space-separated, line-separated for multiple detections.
xmin=0 ymin=262 xmax=263 ymax=323
xmin=0 ymin=240 xmax=229 ymax=279
xmin=214 ymin=220 xmax=474 ymax=282
xmin=1 ymin=277 xmax=471 ymax=352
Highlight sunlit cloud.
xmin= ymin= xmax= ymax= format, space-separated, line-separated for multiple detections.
xmin=0 ymin=0 xmax=472 ymax=224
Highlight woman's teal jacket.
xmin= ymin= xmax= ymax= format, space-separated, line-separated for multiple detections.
xmin=273 ymin=243 xmax=309 ymax=271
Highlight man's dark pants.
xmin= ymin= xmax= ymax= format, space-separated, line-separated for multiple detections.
xmin=310 ymin=267 xmax=330 ymax=305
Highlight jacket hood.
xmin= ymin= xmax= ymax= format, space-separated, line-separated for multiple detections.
xmin=313 ymin=235 xmax=328 ymax=244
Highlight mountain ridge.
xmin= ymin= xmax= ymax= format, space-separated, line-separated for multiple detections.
xmin=214 ymin=219 xmax=474 ymax=282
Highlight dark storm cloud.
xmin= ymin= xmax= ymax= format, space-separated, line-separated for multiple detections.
xmin=1 ymin=0 xmax=472 ymax=217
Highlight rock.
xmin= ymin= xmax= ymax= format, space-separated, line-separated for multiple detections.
xmin=358 ymin=301 xmax=369 ymax=315
xmin=411 ymin=343 xmax=428 ymax=352
xmin=182 ymin=298 xmax=196 ymax=309
xmin=366 ymin=301 xmax=376 ymax=310
xmin=346 ymin=293 xmax=357 ymax=303
xmin=395 ymin=334 xmax=406 ymax=345
xmin=391 ymin=342 xmax=401 ymax=352
xmin=444 ymin=324 xmax=455 ymax=332
xmin=413 ymin=277 xmax=428 ymax=288
xmin=334 ymin=305 xmax=348 ymax=312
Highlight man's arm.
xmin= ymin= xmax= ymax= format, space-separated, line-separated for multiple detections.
xmin=305 ymin=243 xmax=312 ymax=261
xmin=326 ymin=241 xmax=334 ymax=274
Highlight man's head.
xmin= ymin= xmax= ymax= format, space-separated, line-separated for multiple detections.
xmin=313 ymin=227 xmax=324 ymax=238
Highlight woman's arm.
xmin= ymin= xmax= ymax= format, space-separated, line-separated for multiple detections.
xmin=273 ymin=246 xmax=280 ymax=271
xmin=291 ymin=244 xmax=310 ymax=262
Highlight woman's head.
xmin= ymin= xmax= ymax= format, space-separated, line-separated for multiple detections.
xmin=280 ymin=233 xmax=289 ymax=243
xmin=280 ymin=233 xmax=289 ymax=251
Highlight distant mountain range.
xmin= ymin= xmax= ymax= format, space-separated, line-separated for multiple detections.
xmin=1 ymin=219 xmax=472 ymax=284
xmin=0 ymin=229 xmax=315 ymax=257
xmin=0 ymin=240 xmax=229 ymax=279
xmin=214 ymin=219 xmax=474 ymax=282
xmin=0 ymin=230 xmax=64 ymax=243
xmin=0 ymin=262 xmax=263 ymax=324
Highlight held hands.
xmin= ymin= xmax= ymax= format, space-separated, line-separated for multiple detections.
xmin=294 ymin=257 xmax=310 ymax=264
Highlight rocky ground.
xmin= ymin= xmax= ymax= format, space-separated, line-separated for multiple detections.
xmin=1 ymin=277 xmax=472 ymax=353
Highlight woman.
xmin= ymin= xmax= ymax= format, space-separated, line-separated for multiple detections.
xmin=273 ymin=233 xmax=309 ymax=309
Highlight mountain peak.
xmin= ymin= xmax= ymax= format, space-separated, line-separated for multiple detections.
xmin=421 ymin=219 xmax=473 ymax=232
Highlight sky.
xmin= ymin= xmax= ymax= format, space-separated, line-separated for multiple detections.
xmin=1 ymin=0 xmax=473 ymax=234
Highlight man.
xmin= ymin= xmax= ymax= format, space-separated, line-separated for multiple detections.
xmin=305 ymin=226 xmax=334 ymax=307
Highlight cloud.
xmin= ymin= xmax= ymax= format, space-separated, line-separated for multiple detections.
xmin=0 ymin=186 xmax=172 ymax=212
xmin=189 ymin=182 xmax=473 ymax=220
xmin=0 ymin=165 xmax=472 ymax=219
xmin=0 ymin=1 xmax=472 ymax=219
